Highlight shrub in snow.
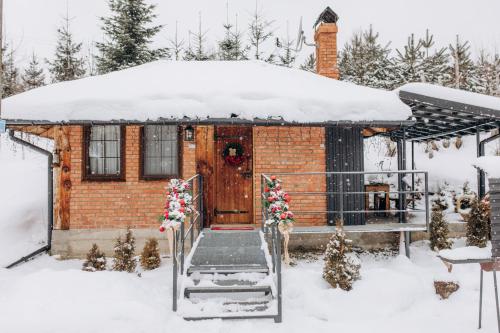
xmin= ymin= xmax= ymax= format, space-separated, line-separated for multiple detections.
xmin=113 ymin=228 xmax=137 ymax=272
xmin=140 ymin=238 xmax=161 ymax=270
xmin=432 ymin=187 xmax=449 ymax=211
xmin=429 ymin=206 xmax=453 ymax=251
xmin=82 ymin=243 xmax=107 ymax=272
xmin=466 ymin=198 xmax=490 ymax=248
xmin=434 ymin=281 xmax=459 ymax=299
xmin=323 ymin=221 xmax=360 ymax=291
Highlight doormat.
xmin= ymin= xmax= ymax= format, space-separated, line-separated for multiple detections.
xmin=210 ymin=226 xmax=255 ymax=231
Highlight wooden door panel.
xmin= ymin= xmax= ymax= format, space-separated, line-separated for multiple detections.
xmin=214 ymin=126 xmax=253 ymax=224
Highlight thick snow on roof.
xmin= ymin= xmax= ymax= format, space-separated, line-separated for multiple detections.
xmin=474 ymin=156 xmax=500 ymax=178
xmin=399 ymin=82 xmax=500 ymax=111
xmin=2 ymin=60 xmax=411 ymax=123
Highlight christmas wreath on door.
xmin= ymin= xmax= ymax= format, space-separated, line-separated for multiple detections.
xmin=223 ymin=142 xmax=245 ymax=166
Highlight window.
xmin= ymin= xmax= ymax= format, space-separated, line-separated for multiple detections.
xmin=141 ymin=125 xmax=179 ymax=178
xmin=84 ymin=125 xmax=124 ymax=180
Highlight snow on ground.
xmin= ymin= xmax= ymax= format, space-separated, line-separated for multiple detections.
xmin=1 ymin=60 xmax=411 ymax=123
xmin=439 ymin=243 xmax=492 ymax=261
xmin=0 ymin=239 xmax=498 ymax=333
xmin=0 ymin=133 xmax=49 ymax=267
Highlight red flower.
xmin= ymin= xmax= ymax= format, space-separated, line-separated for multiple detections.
xmin=179 ymin=199 xmax=185 ymax=206
xmin=179 ymin=207 xmax=185 ymax=213
xmin=264 ymin=187 xmax=270 ymax=193
xmin=159 ymin=226 xmax=166 ymax=232
xmin=164 ymin=211 xmax=169 ymax=219
xmin=287 ymin=212 xmax=294 ymax=218
xmin=267 ymin=197 xmax=275 ymax=203
xmin=280 ymin=213 xmax=287 ymax=220
xmin=271 ymin=175 xmax=277 ymax=181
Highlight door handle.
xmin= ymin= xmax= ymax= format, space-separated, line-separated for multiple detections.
xmin=240 ymin=171 xmax=253 ymax=178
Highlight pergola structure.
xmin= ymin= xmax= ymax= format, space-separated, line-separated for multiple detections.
xmin=390 ymin=84 xmax=500 ymax=198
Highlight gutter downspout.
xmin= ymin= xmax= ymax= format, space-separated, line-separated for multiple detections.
xmin=5 ymin=130 xmax=54 ymax=268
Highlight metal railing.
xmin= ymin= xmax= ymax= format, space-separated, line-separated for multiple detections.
xmin=260 ymin=170 xmax=430 ymax=231
xmin=172 ymin=174 xmax=204 ymax=312
xmin=260 ymin=174 xmax=284 ymax=323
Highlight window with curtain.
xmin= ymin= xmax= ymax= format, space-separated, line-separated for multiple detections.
xmin=86 ymin=125 xmax=122 ymax=178
xmin=142 ymin=125 xmax=179 ymax=178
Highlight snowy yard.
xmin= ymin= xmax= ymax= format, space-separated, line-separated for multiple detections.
xmin=0 ymin=239 xmax=498 ymax=333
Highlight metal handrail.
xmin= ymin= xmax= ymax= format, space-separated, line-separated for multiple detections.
xmin=261 ymin=174 xmax=283 ymax=323
xmin=261 ymin=170 xmax=430 ymax=231
xmin=172 ymin=174 xmax=204 ymax=312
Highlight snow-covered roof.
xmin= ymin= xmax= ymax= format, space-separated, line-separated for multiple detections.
xmin=399 ymin=83 xmax=500 ymax=112
xmin=474 ymin=156 xmax=500 ymax=178
xmin=2 ymin=60 xmax=411 ymax=124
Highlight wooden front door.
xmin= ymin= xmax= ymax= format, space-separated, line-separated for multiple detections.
xmin=214 ymin=126 xmax=253 ymax=224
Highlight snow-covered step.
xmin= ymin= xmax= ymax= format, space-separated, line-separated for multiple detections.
xmin=184 ymin=284 xmax=273 ymax=297
xmin=187 ymin=265 xmax=269 ymax=275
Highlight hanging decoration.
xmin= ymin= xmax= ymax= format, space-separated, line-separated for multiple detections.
xmin=264 ymin=175 xmax=294 ymax=265
xmin=222 ymin=142 xmax=245 ymax=166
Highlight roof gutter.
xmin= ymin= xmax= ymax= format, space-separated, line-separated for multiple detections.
xmin=5 ymin=129 xmax=54 ymax=268
xmin=4 ymin=118 xmax=416 ymax=128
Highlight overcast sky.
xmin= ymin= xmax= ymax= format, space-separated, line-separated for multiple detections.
xmin=5 ymin=0 xmax=500 ymax=69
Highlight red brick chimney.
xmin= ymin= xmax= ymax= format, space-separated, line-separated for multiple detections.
xmin=314 ymin=7 xmax=340 ymax=79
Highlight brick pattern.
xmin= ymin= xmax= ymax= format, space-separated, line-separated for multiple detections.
xmin=68 ymin=125 xmax=195 ymax=229
xmin=253 ymin=127 xmax=327 ymax=226
xmin=314 ymin=23 xmax=339 ymax=79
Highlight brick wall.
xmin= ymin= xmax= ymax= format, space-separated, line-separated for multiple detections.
xmin=67 ymin=125 xmax=196 ymax=230
xmin=253 ymin=126 xmax=327 ymax=226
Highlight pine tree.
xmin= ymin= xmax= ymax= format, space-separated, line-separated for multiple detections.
xmin=82 ymin=243 xmax=107 ymax=272
xmin=466 ymin=198 xmax=490 ymax=248
xmin=323 ymin=221 xmax=360 ymax=291
xmin=394 ymin=33 xmax=425 ymax=85
xmin=248 ymin=3 xmax=274 ymax=61
xmin=420 ymin=30 xmax=450 ymax=85
xmin=217 ymin=11 xmax=249 ymax=61
xmin=47 ymin=14 xmax=86 ymax=82
xmin=338 ymin=26 xmax=394 ymax=89
xmin=184 ymin=14 xmax=215 ymax=61
xmin=300 ymin=53 xmax=316 ymax=73
xmin=1 ymin=44 xmax=24 ymax=97
xmin=113 ymin=228 xmax=137 ymax=272
xmin=22 ymin=53 xmax=45 ymax=90
xmin=275 ymin=26 xmax=296 ymax=68
xmin=429 ymin=206 xmax=453 ymax=251
xmin=169 ymin=21 xmax=185 ymax=61
xmin=96 ymin=0 xmax=168 ymax=74
xmin=475 ymin=51 xmax=500 ymax=96
xmin=140 ymin=238 xmax=161 ymax=270
xmin=447 ymin=35 xmax=479 ymax=91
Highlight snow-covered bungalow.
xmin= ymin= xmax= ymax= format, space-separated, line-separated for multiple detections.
xmin=2 ymin=7 xmax=500 ymax=264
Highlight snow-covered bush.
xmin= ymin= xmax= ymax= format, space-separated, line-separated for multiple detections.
xmin=466 ymin=198 xmax=490 ymax=248
xmin=429 ymin=206 xmax=453 ymax=251
xmin=113 ymin=228 xmax=137 ymax=272
xmin=323 ymin=222 xmax=360 ymax=291
xmin=140 ymin=238 xmax=161 ymax=270
xmin=82 ymin=243 xmax=107 ymax=272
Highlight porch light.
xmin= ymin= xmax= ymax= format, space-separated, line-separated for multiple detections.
xmin=184 ymin=125 xmax=195 ymax=141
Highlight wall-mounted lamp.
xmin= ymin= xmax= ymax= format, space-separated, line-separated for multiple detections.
xmin=184 ymin=125 xmax=195 ymax=141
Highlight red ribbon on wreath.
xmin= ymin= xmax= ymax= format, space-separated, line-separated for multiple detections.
xmin=223 ymin=142 xmax=245 ymax=167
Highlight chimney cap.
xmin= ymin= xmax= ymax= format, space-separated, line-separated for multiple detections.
xmin=314 ymin=6 xmax=339 ymax=28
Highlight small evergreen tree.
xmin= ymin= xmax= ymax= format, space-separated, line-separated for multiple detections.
xmin=96 ymin=0 xmax=168 ymax=74
xmin=300 ymin=53 xmax=316 ymax=73
xmin=82 ymin=243 xmax=107 ymax=272
xmin=169 ymin=21 xmax=185 ymax=61
xmin=394 ymin=33 xmax=425 ymax=85
xmin=420 ymin=30 xmax=450 ymax=85
xmin=217 ymin=12 xmax=249 ymax=61
xmin=475 ymin=51 xmax=500 ymax=96
xmin=429 ymin=206 xmax=453 ymax=251
xmin=338 ymin=26 xmax=394 ymax=89
xmin=248 ymin=3 xmax=274 ymax=61
xmin=47 ymin=14 xmax=86 ymax=82
xmin=140 ymin=238 xmax=161 ymax=270
xmin=22 ymin=53 xmax=45 ymax=90
xmin=323 ymin=221 xmax=360 ymax=291
xmin=447 ymin=35 xmax=478 ymax=91
xmin=2 ymin=44 xmax=24 ymax=97
xmin=466 ymin=198 xmax=490 ymax=248
xmin=184 ymin=14 xmax=215 ymax=61
xmin=113 ymin=228 xmax=137 ymax=272
xmin=275 ymin=28 xmax=296 ymax=68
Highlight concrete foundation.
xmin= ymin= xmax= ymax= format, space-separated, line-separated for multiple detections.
xmin=51 ymin=222 xmax=467 ymax=259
